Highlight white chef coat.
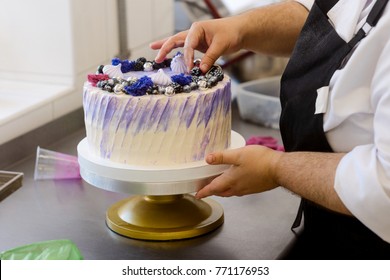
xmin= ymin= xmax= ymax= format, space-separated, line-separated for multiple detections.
xmin=293 ymin=0 xmax=390 ymax=242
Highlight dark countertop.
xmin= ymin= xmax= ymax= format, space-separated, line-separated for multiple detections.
xmin=0 ymin=103 xmax=300 ymax=259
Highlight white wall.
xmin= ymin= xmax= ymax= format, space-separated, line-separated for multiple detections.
xmin=0 ymin=0 xmax=174 ymax=145
xmin=0 ymin=0 xmax=120 ymax=84
xmin=125 ymin=0 xmax=174 ymax=59
xmin=0 ymin=0 xmax=73 ymax=84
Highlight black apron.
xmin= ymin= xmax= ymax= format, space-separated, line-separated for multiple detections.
xmin=279 ymin=0 xmax=390 ymax=259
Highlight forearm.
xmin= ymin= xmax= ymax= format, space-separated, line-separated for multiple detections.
xmin=237 ymin=1 xmax=309 ymax=56
xmin=274 ymin=151 xmax=352 ymax=215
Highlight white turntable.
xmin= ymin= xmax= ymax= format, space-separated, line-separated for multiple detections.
xmin=77 ymin=131 xmax=245 ymax=240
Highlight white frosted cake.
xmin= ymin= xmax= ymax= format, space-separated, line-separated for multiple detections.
xmin=83 ymin=53 xmax=231 ymax=166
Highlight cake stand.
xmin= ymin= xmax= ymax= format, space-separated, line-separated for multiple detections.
xmin=77 ymin=131 xmax=245 ymax=240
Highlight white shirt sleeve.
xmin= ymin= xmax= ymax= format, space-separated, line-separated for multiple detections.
xmin=294 ymin=0 xmax=314 ymax=10
xmin=334 ymin=35 xmax=390 ymax=243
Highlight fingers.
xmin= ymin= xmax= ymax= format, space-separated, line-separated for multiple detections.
xmin=195 ymin=174 xmax=234 ymax=199
xmin=199 ymin=39 xmax=226 ymax=73
xmin=151 ymin=20 xmax=228 ymax=73
xmin=183 ymin=46 xmax=195 ymax=72
xmin=182 ymin=24 xmax=204 ymax=71
xmin=149 ymin=38 xmax=166 ymax=50
xmin=197 ymin=149 xmax=243 ymax=199
xmin=151 ymin=31 xmax=188 ymax=63
xmin=184 ymin=32 xmax=225 ymax=73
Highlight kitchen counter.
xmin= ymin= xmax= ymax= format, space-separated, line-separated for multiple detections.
xmin=0 ymin=102 xmax=300 ymax=260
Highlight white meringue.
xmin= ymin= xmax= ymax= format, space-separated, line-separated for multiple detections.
xmin=103 ymin=64 xmax=124 ymax=79
xmin=150 ymin=69 xmax=172 ymax=86
xmin=170 ymin=53 xmax=188 ymax=74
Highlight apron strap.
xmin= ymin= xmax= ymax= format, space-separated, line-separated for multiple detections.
xmin=349 ymin=0 xmax=389 ymax=48
xmin=368 ymin=0 xmax=389 ymax=26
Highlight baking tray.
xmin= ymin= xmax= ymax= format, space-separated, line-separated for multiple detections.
xmin=0 ymin=171 xmax=23 ymax=201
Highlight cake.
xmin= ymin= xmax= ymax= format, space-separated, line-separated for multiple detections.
xmin=83 ymin=53 xmax=231 ymax=166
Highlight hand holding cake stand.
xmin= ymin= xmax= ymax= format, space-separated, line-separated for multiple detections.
xmin=77 ymin=131 xmax=245 ymax=240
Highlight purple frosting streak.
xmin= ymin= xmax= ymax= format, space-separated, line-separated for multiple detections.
xmin=196 ymin=87 xmax=227 ymax=128
xmin=100 ymin=96 xmax=117 ymax=157
xmin=134 ymin=98 xmax=154 ymax=133
xmin=223 ymin=81 xmax=232 ymax=115
xmin=156 ymin=98 xmax=175 ymax=132
xmin=146 ymin=98 xmax=172 ymax=130
xmin=115 ymin=98 xmax=132 ymax=133
xmin=173 ymin=96 xmax=197 ymax=129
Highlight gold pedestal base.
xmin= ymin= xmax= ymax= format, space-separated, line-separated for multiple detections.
xmin=106 ymin=194 xmax=224 ymax=240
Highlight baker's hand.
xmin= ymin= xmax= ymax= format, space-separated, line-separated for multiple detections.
xmin=150 ymin=17 xmax=243 ymax=73
xmin=196 ymin=145 xmax=282 ymax=199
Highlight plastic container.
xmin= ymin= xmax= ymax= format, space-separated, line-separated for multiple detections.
xmin=236 ymin=76 xmax=281 ymax=129
xmin=34 ymin=146 xmax=81 ymax=180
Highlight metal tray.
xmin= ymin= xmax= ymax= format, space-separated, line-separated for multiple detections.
xmin=0 ymin=171 xmax=23 ymax=201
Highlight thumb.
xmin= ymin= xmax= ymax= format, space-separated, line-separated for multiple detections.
xmin=200 ymin=38 xmax=226 ymax=73
xmin=200 ymin=49 xmax=220 ymax=73
xmin=206 ymin=149 xmax=240 ymax=165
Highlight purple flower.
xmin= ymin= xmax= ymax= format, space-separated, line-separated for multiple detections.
xmin=121 ymin=60 xmax=136 ymax=73
xmin=171 ymin=74 xmax=192 ymax=86
xmin=124 ymin=76 xmax=153 ymax=96
xmin=112 ymin=57 xmax=121 ymax=66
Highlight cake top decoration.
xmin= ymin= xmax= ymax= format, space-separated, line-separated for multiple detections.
xmin=124 ymin=76 xmax=154 ymax=96
xmin=170 ymin=52 xmax=187 ymax=74
xmin=87 ymin=53 xmax=225 ymax=97
xmin=103 ymin=64 xmax=124 ymax=79
xmin=150 ymin=69 xmax=172 ymax=86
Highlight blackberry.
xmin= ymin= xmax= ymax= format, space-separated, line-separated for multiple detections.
xmin=191 ymin=76 xmax=199 ymax=83
xmin=164 ymin=58 xmax=172 ymax=68
xmin=170 ymin=82 xmax=183 ymax=94
xmin=146 ymin=87 xmax=153 ymax=95
xmin=190 ymin=66 xmax=202 ymax=76
xmin=133 ymin=61 xmax=144 ymax=71
xmin=104 ymin=85 xmax=113 ymax=92
xmin=150 ymin=85 xmax=159 ymax=95
xmin=152 ymin=61 xmax=165 ymax=70
xmin=98 ymin=80 xmax=107 ymax=88
xmin=208 ymin=65 xmax=224 ymax=81
xmin=136 ymin=57 xmax=147 ymax=64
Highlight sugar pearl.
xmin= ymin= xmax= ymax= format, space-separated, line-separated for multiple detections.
xmin=143 ymin=62 xmax=154 ymax=72
xmin=114 ymin=84 xmax=124 ymax=95
xmin=164 ymin=86 xmax=175 ymax=96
